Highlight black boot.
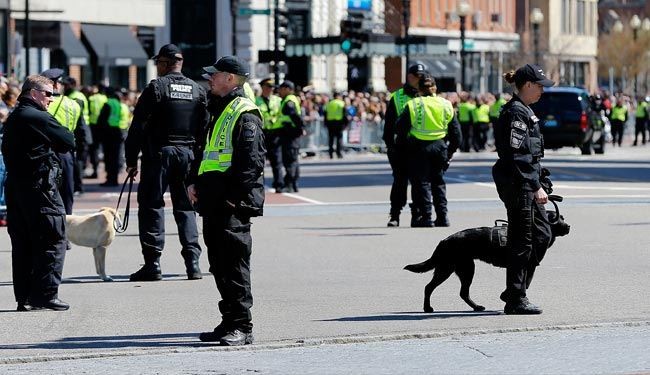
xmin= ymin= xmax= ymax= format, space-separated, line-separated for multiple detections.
xmin=199 ymin=322 xmax=230 ymax=342
xmin=504 ymin=297 xmax=542 ymax=315
xmin=387 ymin=210 xmax=400 ymax=227
xmin=219 ymin=329 xmax=254 ymax=346
xmin=129 ymin=262 xmax=162 ymax=281
xmin=434 ymin=216 xmax=450 ymax=227
xmin=185 ymin=258 xmax=203 ymax=280
xmin=409 ymin=203 xmax=422 ymax=227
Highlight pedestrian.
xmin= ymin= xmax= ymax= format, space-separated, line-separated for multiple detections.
xmin=382 ymin=62 xmax=426 ymax=227
xmin=609 ymin=97 xmax=628 ymax=147
xmin=255 ymin=78 xmax=283 ymax=191
xmin=472 ymin=95 xmax=490 ymax=151
xmin=277 ymin=80 xmax=305 ymax=193
xmin=187 ymin=56 xmax=265 ymax=346
xmin=125 ymin=44 xmax=207 ymax=281
xmin=395 ymin=74 xmax=462 ymax=227
xmin=2 ymin=75 xmax=75 ymax=311
xmin=457 ymin=92 xmax=475 ymax=152
xmin=489 ymin=93 xmax=507 ymax=126
xmin=42 ymin=68 xmax=89 ymax=215
xmin=97 ymin=88 xmax=125 ymax=187
xmin=87 ymin=86 xmax=107 ymax=178
xmin=633 ymin=96 xmax=649 ymax=146
xmin=492 ymin=64 xmax=554 ymax=315
xmin=62 ymin=77 xmax=93 ymax=196
xmin=324 ymin=92 xmax=348 ymax=159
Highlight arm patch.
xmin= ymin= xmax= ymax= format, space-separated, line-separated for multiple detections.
xmin=511 ymin=120 xmax=527 ymax=131
xmin=510 ymin=130 xmax=525 ymax=148
xmin=242 ymin=122 xmax=257 ymax=141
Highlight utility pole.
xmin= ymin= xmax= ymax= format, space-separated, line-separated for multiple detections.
xmin=24 ymin=0 xmax=30 ymax=76
xmin=402 ymin=0 xmax=410 ymax=75
xmin=273 ymin=0 xmax=280 ymax=80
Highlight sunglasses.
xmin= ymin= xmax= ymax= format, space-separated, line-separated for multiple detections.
xmin=33 ymin=88 xmax=55 ymax=97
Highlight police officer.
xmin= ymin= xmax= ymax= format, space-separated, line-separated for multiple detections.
xmin=489 ymin=93 xmax=507 ymax=126
xmin=3 ymin=75 xmax=75 ymax=311
xmin=633 ymin=96 xmax=649 ymax=146
xmin=382 ymin=62 xmax=427 ymax=227
xmin=187 ymin=56 xmax=265 ymax=346
xmin=255 ymin=78 xmax=283 ymax=191
xmin=277 ymin=81 xmax=304 ymax=193
xmin=324 ymin=91 xmax=348 ymax=159
xmin=472 ymin=95 xmax=490 ymax=151
xmin=42 ymin=68 xmax=90 ymax=215
xmin=457 ymin=92 xmax=476 ymax=152
xmin=493 ymin=64 xmax=554 ymax=315
xmin=125 ymin=44 xmax=207 ymax=281
xmin=609 ymin=97 xmax=628 ymax=147
xmin=97 ymin=88 xmax=125 ymax=187
xmin=87 ymin=86 xmax=108 ymax=178
xmin=62 ymin=77 xmax=93 ymax=195
xmin=395 ymin=74 xmax=462 ymax=227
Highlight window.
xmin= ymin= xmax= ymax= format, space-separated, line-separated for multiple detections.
xmin=577 ymin=0 xmax=585 ymax=35
xmin=561 ymin=0 xmax=571 ymax=34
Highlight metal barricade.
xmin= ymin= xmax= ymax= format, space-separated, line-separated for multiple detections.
xmin=300 ymin=117 xmax=386 ymax=155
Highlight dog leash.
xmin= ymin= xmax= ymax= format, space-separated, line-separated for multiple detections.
xmin=535 ymin=194 xmax=563 ymax=225
xmin=114 ymin=170 xmax=136 ymax=233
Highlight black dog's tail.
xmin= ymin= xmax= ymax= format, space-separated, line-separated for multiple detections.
xmin=403 ymin=241 xmax=445 ymax=273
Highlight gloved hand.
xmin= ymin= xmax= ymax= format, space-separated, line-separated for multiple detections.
xmin=443 ymin=160 xmax=451 ymax=171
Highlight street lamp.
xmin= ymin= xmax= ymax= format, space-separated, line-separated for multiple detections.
xmin=457 ymin=0 xmax=471 ymax=91
xmin=530 ymin=8 xmax=544 ymax=65
xmin=630 ymin=15 xmax=641 ymax=97
xmin=612 ymin=20 xmax=624 ymax=33
xmin=643 ymin=17 xmax=650 ymax=32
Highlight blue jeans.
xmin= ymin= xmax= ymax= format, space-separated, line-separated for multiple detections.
xmin=0 ymin=154 xmax=6 ymax=207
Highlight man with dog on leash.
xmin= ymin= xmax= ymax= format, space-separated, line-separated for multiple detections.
xmin=3 ymin=75 xmax=75 ymax=311
xmin=125 ymin=44 xmax=208 ymax=281
xmin=187 ymin=56 xmax=265 ymax=346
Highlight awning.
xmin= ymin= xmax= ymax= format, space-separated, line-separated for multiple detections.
xmin=61 ymin=23 xmax=89 ymax=66
xmin=81 ymin=24 xmax=148 ymax=66
xmin=418 ymin=57 xmax=460 ymax=78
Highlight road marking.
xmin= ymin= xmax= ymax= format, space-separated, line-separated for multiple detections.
xmin=281 ymin=193 xmax=324 ymax=205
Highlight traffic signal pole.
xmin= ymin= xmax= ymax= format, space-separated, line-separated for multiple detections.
xmin=273 ymin=0 xmax=280 ymax=81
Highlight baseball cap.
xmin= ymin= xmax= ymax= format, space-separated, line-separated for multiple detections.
xmin=514 ymin=64 xmax=554 ymax=87
xmin=407 ymin=62 xmax=428 ymax=76
xmin=202 ymin=56 xmax=250 ymax=80
xmin=152 ymin=44 xmax=183 ymax=60
xmin=41 ymin=68 xmax=65 ymax=82
xmin=259 ymin=78 xmax=276 ymax=87
xmin=279 ymin=80 xmax=295 ymax=90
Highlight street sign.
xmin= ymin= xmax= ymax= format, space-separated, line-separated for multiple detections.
xmin=238 ymin=8 xmax=271 ymax=16
xmin=463 ymin=39 xmax=475 ymax=50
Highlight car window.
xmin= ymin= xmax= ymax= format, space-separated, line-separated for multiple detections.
xmin=532 ymin=93 xmax=582 ymax=114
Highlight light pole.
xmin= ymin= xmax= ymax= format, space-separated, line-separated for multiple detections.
xmin=630 ymin=14 xmax=641 ymax=97
xmin=530 ymin=8 xmax=544 ymax=65
xmin=403 ymin=0 xmax=411 ymax=74
xmin=457 ymin=0 xmax=471 ymax=91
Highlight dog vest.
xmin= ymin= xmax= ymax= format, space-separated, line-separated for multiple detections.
xmin=490 ymin=220 xmax=508 ymax=248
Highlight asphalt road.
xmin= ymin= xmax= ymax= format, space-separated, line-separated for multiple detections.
xmin=1 ymin=146 xmax=649 ymax=374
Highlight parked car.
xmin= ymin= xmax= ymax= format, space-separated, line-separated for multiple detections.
xmin=530 ymin=87 xmax=606 ymax=155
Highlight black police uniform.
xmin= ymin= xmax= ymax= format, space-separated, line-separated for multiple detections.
xmin=125 ymin=71 xmax=208 ymax=278
xmin=190 ymin=86 xmax=266 ymax=338
xmin=395 ymin=95 xmax=462 ymax=227
xmin=383 ymin=83 xmax=419 ymax=222
xmin=280 ymin=97 xmax=304 ymax=192
xmin=2 ymin=96 xmax=75 ymax=308
xmin=66 ymin=93 xmax=93 ymax=194
xmin=492 ymin=94 xmax=552 ymax=304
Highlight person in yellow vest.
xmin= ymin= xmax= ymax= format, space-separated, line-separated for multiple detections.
xmin=96 ymin=88 xmax=124 ymax=186
xmin=255 ymin=78 xmax=283 ymax=191
xmin=457 ymin=92 xmax=476 ymax=152
xmin=633 ymin=96 xmax=649 ymax=146
xmin=395 ymin=74 xmax=462 ymax=227
xmin=382 ymin=62 xmax=427 ymax=227
xmin=324 ymin=91 xmax=348 ymax=159
xmin=187 ymin=56 xmax=265 ymax=346
xmin=62 ymin=77 xmax=93 ymax=196
xmin=489 ymin=93 xmax=507 ymax=126
xmin=472 ymin=95 xmax=491 ymax=151
xmin=277 ymin=80 xmax=305 ymax=193
xmin=87 ymin=86 xmax=108 ymax=178
xmin=609 ymin=97 xmax=628 ymax=147
xmin=41 ymin=69 xmax=88 ymax=215
xmin=243 ymin=82 xmax=256 ymax=102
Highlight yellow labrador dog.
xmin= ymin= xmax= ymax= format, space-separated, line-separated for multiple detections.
xmin=65 ymin=207 xmax=122 ymax=281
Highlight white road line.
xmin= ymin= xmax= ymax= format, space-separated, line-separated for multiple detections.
xmin=281 ymin=193 xmax=324 ymax=204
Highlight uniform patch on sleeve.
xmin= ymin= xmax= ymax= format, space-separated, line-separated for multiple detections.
xmin=511 ymin=120 xmax=527 ymax=131
xmin=510 ymin=130 xmax=525 ymax=148
xmin=242 ymin=122 xmax=257 ymax=141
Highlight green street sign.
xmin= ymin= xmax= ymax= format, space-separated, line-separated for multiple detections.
xmin=239 ymin=8 xmax=271 ymax=16
xmin=463 ymin=39 xmax=475 ymax=50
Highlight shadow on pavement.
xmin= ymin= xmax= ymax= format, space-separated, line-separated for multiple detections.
xmin=61 ymin=274 xmax=209 ymax=283
xmin=319 ymin=310 xmax=503 ymax=322
xmin=0 ymin=332 xmax=204 ymax=350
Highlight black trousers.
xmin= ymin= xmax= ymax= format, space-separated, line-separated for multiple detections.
xmin=6 ymin=179 xmax=67 ymax=304
xmin=387 ymin=146 xmax=408 ymax=216
xmin=137 ymin=146 xmax=201 ymax=265
xmin=203 ymin=212 xmax=253 ymax=331
xmin=73 ymin=147 xmax=86 ymax=193
xmin=281 ymin=136 xmax=300 ymax=190
xmin=634 ymin=118 xmax=647 ymax=144
xmin=102 ymin=127 xmax=124 ymax=184
xmin=611 ymin=119 xmax=625 ymax=146
xmin=473 ymin=122 xmax=489 ymax=151
xmin=264 ymin=130 xmax=284 ymax=190
xmin=58 ymin=152 xmax=75 ymax=215
xmin=494 ymin=180 xmax=551 ymax=300
xmin=88 ymin=125 xmax=103 ymax=175
xmin=327 ymin=124 xmax=344 ymax=158
xmin=407 ymin=138 xmax=448 ymax=222
xmin=459 ymin=121 xmax=472 ymax=152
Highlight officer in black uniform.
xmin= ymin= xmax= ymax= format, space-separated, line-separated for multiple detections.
xmin=125 ymin=44 xmax=208 ymax=281
xmin=187 ymin=56 xmax=265 ymax=346
xmin=277 ymin=81 xmax=305 ymax=193
xmin=3 ymin=75 xmax=75 ymax=311
xmin=395 ymin=74 xmax=462 ymax=227
xmin=492 ymin=64 xmax=554 ymax=315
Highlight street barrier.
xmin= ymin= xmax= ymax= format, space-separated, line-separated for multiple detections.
xmin=300 ymin=118 xmax=385 ymax=155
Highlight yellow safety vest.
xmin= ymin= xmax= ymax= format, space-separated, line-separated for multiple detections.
xmin=277 ymin=94 xmax=301 ymax=128
xmin=119 ymin=103 xmax=131 ymax=130
xmin=198 ymin=97 xmax=262 ymax=175
xmin=457 ymin=102 xmax=476 ymax=122
xmin=473 ymin=104 xmax=490 ymax=123
xmin=243 ymin=82 xmax=255 ymax=102
xmin=636 ymin=102 xmax=648 ymax=118
xmin=407 ymin=95 xmax=453 ymax=141
xmin=68 ymin=90 xmax=89 ymax=124
xmin=106 ymin=98 xmax=122 ymax=128
xmin=48 ymin=96 xmax=81 ymax=132
xmin=611 ymin=106 xmax=627 ymax=121
xmin=391 ymin=88 xmax=413 ymax=116
xmin=88 ymin=93 xmax=108 ymax=125
xmin=489 ymin=98 xmax=506 ymax=118
xmin=256 ymin=95 xmax=282 ymax=130
xmin=325 ymin=99 xmax=345 ymax=121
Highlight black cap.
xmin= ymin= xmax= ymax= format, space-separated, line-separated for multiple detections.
xmin=202 ymin=56 xmax=250 ymax=80
xmin=41 ymin=68 xmax=64 ymax=82
xmin=279 ymin=80 xmax=295 ymax=90
xmin=61 ymin=76 xmax=77 ymax=86
xmin=514 ymin=64 xmax=554 ymax=87
xmin=259 ymin=78 xmax=276 ymax=87
xmin=152 ymin=44 xmax=183 ymax=60
xmin=407 ymin=62 xmax=428 ymax=76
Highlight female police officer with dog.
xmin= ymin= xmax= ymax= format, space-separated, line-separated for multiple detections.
xmin=492 ymin=64 xmax=554 ymax=315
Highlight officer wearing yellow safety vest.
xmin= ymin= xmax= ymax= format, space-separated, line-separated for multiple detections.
xmin=609 ymin=97 xmax=628 ymax=147
xmin=633 ymin=96 xmax=649 ymax=146
xmin=489 ymin=93 xmax=507 ymax=127
xmin=256 ymin=78 xmax=283 ymax=191
xmin=96 ymin=88 xmax=128 ymax=187
xmin=41 ymin=69 xmax=90 ymax=215
xmin=395 ymin=74 xmax=462 ymax=227
xmin=87 ymin=86 xmax=108 ymax=178
xmin=324 ymin=91 xmax=348 ymax=159
xmin=472 ymin=95 xmax=490 ymax=151
xmin=457 ymin=92 xmax=476 ymax=152
xmin=277 ymin=80 xmax=304 ymax=193
xmin=187 ymin=56 xmax=265 ymax=346
xmin=382 ymin=62 xmax=427 ymax=227
xmin=62 ymin=77 xmax=93 ymax=196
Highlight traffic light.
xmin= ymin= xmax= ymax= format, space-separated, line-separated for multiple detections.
xmin=340 ymin=13 xmax=365 ymax=54
xmin=276 ymin=8 xmax=290 ymax=48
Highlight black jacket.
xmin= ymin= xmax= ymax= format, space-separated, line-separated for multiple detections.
xmin=492 ymin=94 xmax=545 ymax=192
xmin=280 ymin=98 xmax=304 ymax=138
xmin=189 ymin=87 xmax=266 ymax=218
xmin=382 ymin=83 xmax=418 ymax=149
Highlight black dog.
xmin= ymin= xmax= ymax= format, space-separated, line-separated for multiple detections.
xmin=404 ymin=212 xmax=570 ymax=313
